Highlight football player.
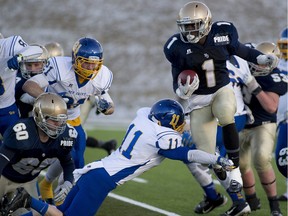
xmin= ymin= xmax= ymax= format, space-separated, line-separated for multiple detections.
xmin=44 ymin=42 xmax=64 ymax=57
xmin=15 ymin=44 xmax=49 ymax=118
xmin=1 ymin=99 xmax=235 ymax=216
xmin=184 ymin=55 xmax=250 ymax=214
xmin=21 ymin=37 xmax=115 ymax=203
xmin=240 ymin=42 xmax=286 ymax=216
xmin=0 ymin=37 xmax=49 ymax=153
xmin=0 ymin=93 xmax=77 ymax=215
xmin=44 ymin=42 xmax=117 ymax=155
xmin=275 ymin=27 xmax=288 ymax=201
xmin=163 ymin=2 xmax=279 ymax=215
xmin=0 ymin=35 xmax=28 ymax=141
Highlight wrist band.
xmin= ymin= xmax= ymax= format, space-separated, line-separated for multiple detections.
xmin=252 ymin=86 xmax=262 ymax=96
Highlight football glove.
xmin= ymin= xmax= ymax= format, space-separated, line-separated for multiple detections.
xmin=54 ymin=181 xmax=72 ymax=203
xmin=7 ymin=54 xmax=23 ymax=70
xmin=242 ymin=72 xmax=262 ymax=96
xmin=57 ymin=92 xmax=72 ymax=104
xmin=181 ymin=130 xmax=194 ymax=148
xmin=216 ymin=156 xmax=235 ymax=171
xmin=95 ymin=97 xmax=111 ymax=114
xmin=256 ymin=54 xmax=279 ymax=69
xmin=176 ymin=74 xmax=199 ymax=100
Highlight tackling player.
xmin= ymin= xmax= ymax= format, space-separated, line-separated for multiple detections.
xmin=2 ymin=99 xmax=235 ymax=216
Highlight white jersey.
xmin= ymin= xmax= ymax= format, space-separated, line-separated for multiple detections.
xmin=277 ymin=59 xmax=288 ymax=124
xmin=101 ymin=107 xmax=182 ymax=185
xmin=0 ymin=36 xmax=27 ymax=108
xmin=226 ymin=55 xmax=250 ymax=116
xmin=28 ymin=56 xmax=113 ymax=120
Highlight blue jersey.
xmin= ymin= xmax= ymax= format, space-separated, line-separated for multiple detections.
xmin=244 ymin=69 xmax=287 ymax=128
xmin=0 ymin=118 xmax=76 ymax=183
xmin=15 ymin=72 xmax=33 ymax=118
xmin=164 ymin=21 xmax=262 ymax=95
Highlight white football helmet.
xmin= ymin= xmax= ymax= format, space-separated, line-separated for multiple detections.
xmin=33 ymin=93 xmax=68 ymax=138
xmin=249 ymin=42 xmax=281 ymax=76
xmin=177 ymin=1 xmax=212 ymax=43
xmin=19 ymin=44 xmax=49 ymax=79
xmin=44 ymin=42 xmax=64 ymax=57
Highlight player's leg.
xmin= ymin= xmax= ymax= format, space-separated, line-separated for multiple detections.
xmin=39 ymin=159 xmax=62 ymax=203
xmin=0 ymin=103 xmax=20 ymax=145
xmin=186 ymin=163 xmax=227 ymax=214
xmin=247 ymin=124 xmax=282 ymax=215
xmin=188 ymin=106 xmax=228 ymax=213
xmin=212 ymin=87 xmax=251 ymax=215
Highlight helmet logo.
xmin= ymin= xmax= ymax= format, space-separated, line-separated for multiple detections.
xmin=72 ymin=41 xmax=81 ymax=55
xmin=169 ymin=114 xmax=180 ymax=130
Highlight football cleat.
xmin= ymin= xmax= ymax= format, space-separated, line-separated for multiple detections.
xmin=194 ymin=193 xmax=227 ymax=214
xmin=270 ymin=210 xmax=283 ymax=216
xmin=246 ymin=196 xmax=261 ymax=211
xmin=101 ymin=139 xmax=117 ymax=155
xmin=3 ymin=187 xmax=31 ymax=215
xmin=220 ymin=201 xmax=251 ymax=216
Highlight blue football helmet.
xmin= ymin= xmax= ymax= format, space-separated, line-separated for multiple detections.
xmin=277 ymin=27 xmax=288 ymax=60
xmin=72 ymin=37 xmax=103 ymax=80
xmin=148 ymin=99 xmax=185 ymax=132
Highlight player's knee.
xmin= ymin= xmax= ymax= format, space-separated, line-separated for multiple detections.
xmin=253 ymin=153 xmax=272 ymax=172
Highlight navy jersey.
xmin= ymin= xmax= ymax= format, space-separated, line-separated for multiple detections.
xmin=164 ymin=21 xmax=262 ymax=95
xmin=0 ymin=118 xmax=76 ymax=183
xmin=244 ymin=69 xmax=288 ymax=128
xmin=15 ymin=72 xmax=33 ymax=118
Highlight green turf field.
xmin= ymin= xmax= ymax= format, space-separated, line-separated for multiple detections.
xmin=85 ymin=129 xmax=287 ymax=216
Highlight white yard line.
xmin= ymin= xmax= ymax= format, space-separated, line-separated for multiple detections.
xmin=108 ymin=193 xmax=181 ymax=216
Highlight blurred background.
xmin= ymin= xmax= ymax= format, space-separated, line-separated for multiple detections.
xmin=0 ymin=0 xmax=287 ymax=125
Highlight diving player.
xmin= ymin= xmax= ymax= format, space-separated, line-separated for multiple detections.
xmin=2 ymin=99 xmax=235 ymax=216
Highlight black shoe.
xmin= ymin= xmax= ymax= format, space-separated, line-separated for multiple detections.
xmin=220 ymin=201 xmax=251 ymax=216
xmin=101 ymin=139 xmax=117 ymax=155
xmin=246 ymin=196 xmax=261 ymax=211
xmin=271 ymin=210 xmax=283 ymax=216
xmin=194 ymin=193 xmax=227 ymax=214
xmin=3 ymin=187 xmax=31 ymax=215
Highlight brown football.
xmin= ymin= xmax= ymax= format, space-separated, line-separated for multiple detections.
xmin=178 ymin=70 xmax=197 ymax=85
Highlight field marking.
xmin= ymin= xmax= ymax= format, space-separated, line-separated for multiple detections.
xmin=108 ymin=192 xmax=181 ymax=216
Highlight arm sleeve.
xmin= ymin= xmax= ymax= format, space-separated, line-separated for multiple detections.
xmin=158 ymin=147 xmax=190 ymax=163
xmin=59 ymin=154 xmax=75 ymax=183
xmin=187 ymin=150 xmax=218 ymax=164
xmin=234 ymin=43 xmax=263 ymax=64
xmin=0 ymin=146 xmax=16 ymax=175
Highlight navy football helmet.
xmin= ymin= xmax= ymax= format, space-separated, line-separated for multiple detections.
xmin=277 ymin=27 xmax=288 ymax=60
xmin=148 ymin=99 xmax=185 ymax=133
xmin=72 ymin=37 xmax=103 ymax=80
